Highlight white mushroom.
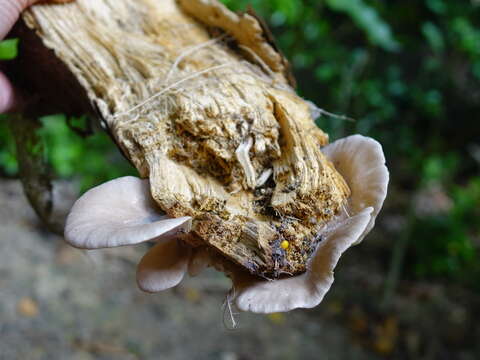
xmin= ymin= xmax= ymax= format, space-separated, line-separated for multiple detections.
xmin=136 ymin=239 xmax=191 ymax=293
xmin=64 ymin=176 xmax=193 ymax=292
xmin=64 ymin=176 xmax=192 ymax=249
xmin=322 ymin=134 xmax=389 ymax=243
xmin=63 ymin=135 xmax=388 ymax=313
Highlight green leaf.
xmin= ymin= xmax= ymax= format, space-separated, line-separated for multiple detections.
xmin=426 ymin=0 xmax=447 ymax=15
xmin=0 ymin=120 xmax=18 ymax=175
xmin=0 ymin=39 xmax=19 ymax=60
xmin=451 ymin=17 xmax=480 ymax=57
xmin=325 ymin=0 xmax=400 ymax=51
xmin=422 ymin=22 xmax=445 ymax=52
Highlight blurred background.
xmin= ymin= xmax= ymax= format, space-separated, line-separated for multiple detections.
xmin=1 ymin=0 xmax=479 ymax=359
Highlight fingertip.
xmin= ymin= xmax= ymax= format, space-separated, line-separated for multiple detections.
xmin=0 ymin=72 xmax=15 ymax=114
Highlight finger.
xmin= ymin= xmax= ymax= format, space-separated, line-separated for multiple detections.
xmin=0 ymin=1 xmax=40 ymax=40
xmin=0 ymin=1 xmax=73 ymax=40
xmin=0 ymin=71 xmax=15 ymax=113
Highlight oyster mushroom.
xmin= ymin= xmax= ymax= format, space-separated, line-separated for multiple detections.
xmin=64 ymin=176 xmax=194 ymax=291
xmin=17 ymin=0 xmax=389 ymax=313
xmin=65 ymin=134 xmax=389 ymax=313
xmin=64 ymin=176 xmax=192 ymax=249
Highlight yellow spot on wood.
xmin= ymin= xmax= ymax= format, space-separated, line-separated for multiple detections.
xmin=280 ymin=240 xmax=289 ymax=250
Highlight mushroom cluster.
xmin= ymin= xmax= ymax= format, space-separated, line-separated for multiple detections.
xmin=65 ymin=135 xmax=388 ymax=313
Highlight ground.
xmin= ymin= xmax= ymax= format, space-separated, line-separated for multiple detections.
xmin=0 ymin=179 xmax=478 ymax=359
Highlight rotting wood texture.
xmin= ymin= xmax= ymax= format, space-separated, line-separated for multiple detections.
xmin=20 ymin=0 xmax=351 ymax=278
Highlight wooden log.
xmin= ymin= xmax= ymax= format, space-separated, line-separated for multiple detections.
xmin=16 ymin=0 xmax=350 ymax=278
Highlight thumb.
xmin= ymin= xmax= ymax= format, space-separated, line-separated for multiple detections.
xmin=0 ymin=71 xmax=14 ymax=113
xmin=0 ymin=1 xmax=73 ymax=40
xmin=0 ymin=0 xmax=72 ymax=113
xmin=0 ymin=0 xmax=40 ymax=113
xmin=0 ymin=1 xmax=40 ymax=40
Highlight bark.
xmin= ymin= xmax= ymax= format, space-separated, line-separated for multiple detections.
xmin=16 ymin=0 xmax=351 ymax=278
xmin=8 ymin=114 xmax=63 ymax=234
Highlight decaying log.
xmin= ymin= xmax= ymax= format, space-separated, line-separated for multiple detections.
xmin=17 ymin=0 xmax=350 ymax=278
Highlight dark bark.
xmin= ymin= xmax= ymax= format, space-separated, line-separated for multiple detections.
xmin=8 ymin=114 xmax=63 ymax=235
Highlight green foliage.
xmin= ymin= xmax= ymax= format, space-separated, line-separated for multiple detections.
xmin=420 ymin=153 xmax=459 ymax=186
xmin=324 ymin=0 xmax=400 ymax=51
xmin=422 ymin=22 xmax=445 ymax=52
xmin=0 ymin=118 xmax=19 ymax=175
xmin=221 ymin=0 xmax=399 ymax=51
xmin=0 ymin=114 xmax=136 ymax=192
xmin=0 ymin=38 xmax=19 ymax=60
xmin=412 ymin=179 xmax=480 ymax=285
xmin=38 ymin=115 xmax=137 ymax=192
xmin=451 ymin=17 xmax=480 ymax=57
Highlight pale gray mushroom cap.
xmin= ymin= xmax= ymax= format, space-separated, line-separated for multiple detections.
xmin=65 ymin=176 xmax=193 ymax=293
xmin=63 ymin=135 xmax=388 ymax=313
xmin=64 ymin=176 xmax=192 ymax=249
xmin=136 ymin=239 xmax=191 ymax=293
xmin=322 ymin=134 xmax=389 ymax=244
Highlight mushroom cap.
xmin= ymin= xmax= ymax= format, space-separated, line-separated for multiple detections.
xmin=232 ymin=134 xmax=389 ymax=313
xmin=64 ymin=176 xmax=192 ymax=249
xmin=322 ymin=134 xmax=389 ymax=244
xmin=136 ymin=238 xmax=191 ymax=293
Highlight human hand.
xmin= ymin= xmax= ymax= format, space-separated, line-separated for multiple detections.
xmin=0 ymin=0 xmax=73 ymax=113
